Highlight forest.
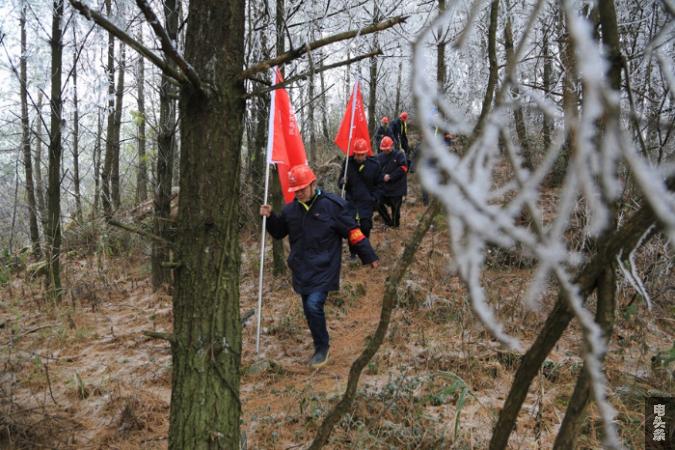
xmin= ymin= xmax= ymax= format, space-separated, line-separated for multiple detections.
xmin=0 ymin=0 xmax=673 ymax=448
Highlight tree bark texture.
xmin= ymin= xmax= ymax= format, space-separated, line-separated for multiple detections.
xmin=111 ymin=42 xmax=126 ymax=210
xmin=553 ymin=266 xmax=617 ymax=449
xmin=20 ymin=1 xmax=42 ymax=258
xmin=102 ymin=0 xmax=115 ymax=219
xmin=436 ymin=0 xmax=446 ymax=91
xmin=136 ymin=28 xmax=148 ymax=204
xmin=473 ymin=0 xmax=499 ymax=137
xmin=151 ymin=0 xmax=179 ymax=290
xmin=368 ymin=1 xmax=379 ymax=138
xmin=502 ymin=6 xmax=533 ymax=170
xmin=541 ymin=24 xmax=552 ymax=149
xmin=92 ymin=110 xmax=102 ymax=218
xmin=308 ymin=59 xmax=317 ymax=163
xmin=552 ymin=1 xmax=623 ymax=445
xmin=272 ymin=0 xmax=287 ymax=276
xmin=34 ymin=93 xmax=47 ymax=226
xmin=394 ymin=52 xmax=402 ymax=114
xmin=168 ymin=0 xmax=245 ymax=447
xmin=309 ymin=201 xmax=441 ymax=449
xmin=72 ymin=23 xmax=83 ymax=223
xmin=45 ymin=0 xmax=64 ymax=299
xmin=319 ymin=52 xmax=330 ymax=143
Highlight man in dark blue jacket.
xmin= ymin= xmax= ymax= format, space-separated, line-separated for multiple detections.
xmin=338 ymin=138 xmax=382 ymax=257
xmin=260 ymin=164 xmax=379 ymax=368
xmin=389 ymin=111 xmax=409 ymax=153
xmin=373 ymin=116 xmax=393 ymax=153
xmin=377 ymin=136 xmax=408 ymax=227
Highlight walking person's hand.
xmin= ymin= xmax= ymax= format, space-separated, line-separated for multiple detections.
xmin=384 ymin=174 xmax=391 ymax=182
xmin=371 ymin=260 xmax=379 ymax=269
xmin=260 ymin=205 xmax=272 ymax=217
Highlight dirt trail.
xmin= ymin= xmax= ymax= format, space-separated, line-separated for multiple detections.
xmin=1 ymin=182 xmax=672 ymax=449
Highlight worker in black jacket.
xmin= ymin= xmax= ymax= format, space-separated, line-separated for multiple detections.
xmin=338 ymin=138 xmax=382 ymax=257
xmin=389 ymin=111 xmax=409 ymax=153
xmin=260 ymin=164 xmax=379 ymax=368
xmin=376 ymin=136 xmax=408 ymax=227
xmin=373 ymin=116 xmax=393 ymax=153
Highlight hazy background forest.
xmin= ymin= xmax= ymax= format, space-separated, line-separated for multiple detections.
xmin=0 ymin=0 xmax=673 ymax=448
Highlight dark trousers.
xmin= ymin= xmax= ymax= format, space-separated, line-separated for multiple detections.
xmin=378 ymin=196 xmax=403 ymax=227
xmin=301 ymin=291 xmax=329 ymax=352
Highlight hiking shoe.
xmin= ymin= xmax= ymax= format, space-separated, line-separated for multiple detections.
xmin=309 ymin=348 xmax=330 ymax=368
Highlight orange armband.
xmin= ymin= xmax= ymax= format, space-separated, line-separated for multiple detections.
xmin=348 ymin=228 xmax=366 ymax=245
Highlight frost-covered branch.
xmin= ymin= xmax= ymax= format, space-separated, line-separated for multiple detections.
xmin=412 ymin=0 xmax=674 ymax=448
xmin=241 ymin=16 xmax=407 ymax=78
xmin=69 ymin=0 xmax=188 ymax=84
xmin=246 ymin=49 xmax=382 ymax=97
xmin=134 ymin=0 xmax=203 ymax=92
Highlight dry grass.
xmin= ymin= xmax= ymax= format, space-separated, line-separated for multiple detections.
xmin=0 ymin=172 xmax=672 ymax=449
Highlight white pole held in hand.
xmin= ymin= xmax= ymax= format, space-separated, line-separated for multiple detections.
xmin=256 ymin=69 xmax=278 ymax=355
xmin=341 ymin=80 xmax=359 ymax=199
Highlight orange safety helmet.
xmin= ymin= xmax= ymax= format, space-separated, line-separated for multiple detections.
xmin=381 ymin=116 xmax=389 ymax=124
xmin=400 ymin=112 xmax=408 ymax=121
xmin=380 ymin=136 xmax=394 ymax=151
xmin=287 ymin=164 xmax=316 ymax=192
xmin=353 ymin=138 xmax=369 ymax=155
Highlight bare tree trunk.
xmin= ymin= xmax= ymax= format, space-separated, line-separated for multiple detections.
xmin=20 ymin=0 xmax=41 ymax=258
xmin=553 ymin=0 xmax=623 ymax=445
xmin=136 ymin=28 xmax=148 ymax=204
xmin=541 ymin=24 xmax=552 ymax=149
xmin=246 ymin=31 xmax=268 ymax=204
xmin=308 ymin=50 xmax=317 ymax=162
xmin=368 ymin=0 xmax=379 ymax=136
xmin=553 ymin=269 xmax=616 ymax=449
xmin=473 ymin=0 xmax=499 ymax=137
xmin=250 ymin=95 xmax=268 ymax=205
xmin=502 ymin=3 xmax=533 ymax=170
xmin=71 ymin=22 xmax=83 ymax=223
xmin=547 ymin=6 xmax=576 ymax=186
xmin=394 ymin=50 xmax=402 ymax=113
xmin=167 ymin=0 xmax=245 ymax=445
xmin=271 ymin=0 xmax=287 ymax=276
xmin=45 ymin=0 xmax=64 ymax=299
xmin=101 ymin=0 xmax=115 ymax=219
xmin=34 ymin=92 xmax=47 ymax=224
xmin=437 ymin=0 xmax=446 ymax=91
xmin=345 ymin=49 xmax=351 ymax=105
xmin=92 ymin=109 xmax=102 ymax=218
xmin=112 ymin=43 xmax=126 ymax=210
xmin=9 ymin=151 xmax=20 ymax=254
xmin=151 ymin=0 xmax=178 ymax=290
xmin=319 ymin=51 xmax=330 ymax=143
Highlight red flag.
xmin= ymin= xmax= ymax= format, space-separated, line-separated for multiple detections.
xmin=335 ymin=81 xmax=372 ymax=156
xmin=267 ymin=67 xmax=308 ymax=203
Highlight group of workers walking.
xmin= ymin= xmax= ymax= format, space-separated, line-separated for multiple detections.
xmin=260 ymin=111 xmax=413 ymax=368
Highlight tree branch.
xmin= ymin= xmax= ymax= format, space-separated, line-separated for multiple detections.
xmin=142 ymin=330 xmax=175 ymax=344
xmin=134 ymin=0 xmax=203 ymax=91
xmin=246 ymin=49 xmax=382 ymax=97
xmin=241 ymin=16 xmax=407 ymax=78
xmin=489 ymin=176 xmax=675 ymax=450
xmin=69 ymin=0 xmax=188 ymax=84
xmin=107 ymin=219 xmax=175 ymax=249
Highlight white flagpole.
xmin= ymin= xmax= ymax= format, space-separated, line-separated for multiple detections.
xmin=256 ymin=69 xmax=277 ymax=355
xmin=341 ymin=80 xmax=359 ymax=199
